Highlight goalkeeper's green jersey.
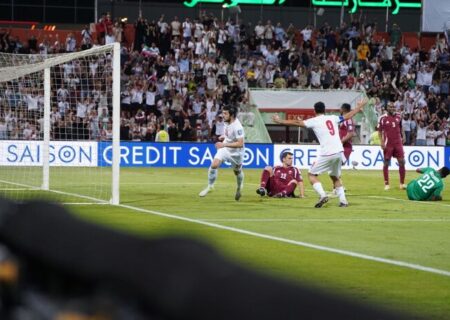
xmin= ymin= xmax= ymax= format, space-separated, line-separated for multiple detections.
xmin=407 ymin=168 xmax=444 ymax=201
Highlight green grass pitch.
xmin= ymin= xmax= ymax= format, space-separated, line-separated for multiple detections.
xmin=4 ymin=167 xmax=450 ymax=318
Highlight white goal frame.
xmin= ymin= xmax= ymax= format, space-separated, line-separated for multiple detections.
xmin=0 ymin=43 xmax=120 ymax=205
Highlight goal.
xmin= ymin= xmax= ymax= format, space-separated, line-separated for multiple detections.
xmin=0 ymin=43 xmax=120 ymax=205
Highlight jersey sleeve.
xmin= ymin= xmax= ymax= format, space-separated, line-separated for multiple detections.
xmin=303 ymin=118 xmax=314 ymax=129
xmin=347 ymin=119 xmax=355 ymax=132
xmin=235 ymin=125 xmax=245 ymax=139
xmin=337 ymin=115 xmax=345 ymax=124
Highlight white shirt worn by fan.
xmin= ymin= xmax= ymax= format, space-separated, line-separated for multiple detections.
xmin=26 ymin=94 xmax=39 ymax=111
xmin=304 ymin=115 xmax=344 ymax=156
xmin=76 ymin=101 xmax=88 ymax=119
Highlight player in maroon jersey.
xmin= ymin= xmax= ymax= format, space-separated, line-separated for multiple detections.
xmin=256 ymin=151 xmax=305 ymax=198
xmin=331 ymin=103 xmax=357 ymax=195
xmin=339 ymin=103 xmax=356 ymax=162
xmin=378 ymin=102 xmax=406 ymax=190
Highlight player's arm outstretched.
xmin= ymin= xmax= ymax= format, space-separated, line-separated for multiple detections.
xmin=272 ymin=114 xmax=306 ymax=127
xmin=341 ymin=98 xmax=368 ymax=121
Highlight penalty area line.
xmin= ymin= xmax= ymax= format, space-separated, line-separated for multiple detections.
xmin=199 ymin=218 xmax=450 ymax=222
xmin=117 ymin=203 xmax=450 ymax=278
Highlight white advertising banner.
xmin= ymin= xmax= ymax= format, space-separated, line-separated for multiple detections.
xmin=249 ymin=89 xmax=364 ymax=110
xmin=421 ymin=0 xmax=450 ymax=33
xmin=0 ymin=141 xmax=98 ymax=167
xmin=273 ymin=144 xmax=445 ymax=171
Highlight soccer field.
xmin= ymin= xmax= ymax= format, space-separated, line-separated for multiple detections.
xmin=10 ymin=167 xmax=450 ymax=318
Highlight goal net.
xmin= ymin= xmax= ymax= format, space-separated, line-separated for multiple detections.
xmin=0 ymin=43 xmax=120 ymax=205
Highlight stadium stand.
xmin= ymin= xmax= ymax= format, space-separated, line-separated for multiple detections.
xmin=0 ymin=12 xmax=448 ymax=145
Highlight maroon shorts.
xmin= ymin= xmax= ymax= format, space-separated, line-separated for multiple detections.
xmin=383 ymin=143 xmax=404 ymax=160
xmin=267 ymin=177 xmax=289 ymax=196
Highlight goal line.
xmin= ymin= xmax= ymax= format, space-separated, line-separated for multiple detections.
xmin=0 ymin=179 xmax=108 ymax=205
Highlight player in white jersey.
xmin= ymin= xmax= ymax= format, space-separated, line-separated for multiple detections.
xmin=272 ymin=99 xmax=367 ymax=208
xmin=199 ymin=105 xmax=245 ymax=201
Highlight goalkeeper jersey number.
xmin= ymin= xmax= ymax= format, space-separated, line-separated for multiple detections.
xmin=407 ymin=168 xmax=444 ymax=201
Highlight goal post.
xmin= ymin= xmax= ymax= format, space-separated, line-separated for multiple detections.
xmin=42 ymin=67 xmax=51 ymax=191
xmin=111 ymin=42 xmax=120 ymax=205
xmin=0 ymin=43 xmax=120 ymax=205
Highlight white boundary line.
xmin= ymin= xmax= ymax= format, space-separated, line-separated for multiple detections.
xmin=117 ymin=203 xmax=450 ymax=278
xmin=199 ymin=218 xmax=450 ymax=222
xmin=0 ymin=188 xmax=39 ymax=191
xmin=61 ymin=202 xmax=110 ymax=206
xmin=3 ymin=179 xmax=450 ymax=277
xmin=0 ymin=179 xmax=108 ymax=204
xmin=47 ymin=189 xmax=108 ymax=204
xmin=0 ymin=179 xmax=40 ymax=190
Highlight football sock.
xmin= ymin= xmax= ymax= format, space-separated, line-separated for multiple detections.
xmin=399 ymin=164 xmax=406 ymax=184
xmin=236 ymin=170 xmax=244 ymax=190
xmin=383 ymin=165 xmax=389 ymax=185
xmin=335 ymin=186 xmax=347 ymax=204
xmin=312 ymin=182 xmax=327 ymax=198
xmin=260 ymin=169 xmax=270 ymax=188
xmin=208 ymin=167 xmax=217 ymax=187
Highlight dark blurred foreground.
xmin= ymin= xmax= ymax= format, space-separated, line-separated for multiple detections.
xmin=0 ymin=197 xmax=410 ymax=319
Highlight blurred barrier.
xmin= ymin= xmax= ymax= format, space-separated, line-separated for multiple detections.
xmin=0 ymin=197 xmax=408 ymax=319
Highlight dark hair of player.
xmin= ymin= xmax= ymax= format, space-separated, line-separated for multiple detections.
xmin=223 ymin=105 xmax=238 ymax=118
xmin=281 ymin=151 xmax=293 ymax=161
xmin=314 ymin=101 xmax=326 ymax=114
xmin=439 ymin=167 xmax=450 ymax=178
xmin=341 ymin=103 xmax=351 ymax=112
xmin=385 ymin=101 xmax=394 ymax=109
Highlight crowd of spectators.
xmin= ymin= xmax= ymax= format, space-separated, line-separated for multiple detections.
xmin=0 ymin=10 xmax=449 ymax=145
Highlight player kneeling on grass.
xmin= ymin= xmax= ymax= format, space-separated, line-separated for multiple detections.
xmin=199 ymin=105 xmax=245 ymax=201
xmin=257 ymin=151 xmax=305 ymax=198
xmin=406 ymin=167 xmax=449 ymax=201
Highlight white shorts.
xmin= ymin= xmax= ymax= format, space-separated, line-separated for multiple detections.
xmin=309 ymin=152 xmax=343 ymax=177
xmin=214 ymin=148 xmax=244 ymax=169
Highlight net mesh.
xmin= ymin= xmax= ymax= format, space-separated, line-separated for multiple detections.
xmin=0 ymin=44 xmax=117 ymax=204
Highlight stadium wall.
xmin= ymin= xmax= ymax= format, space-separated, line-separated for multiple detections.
xmin=2 ymin=141 xmax=448 ymax=170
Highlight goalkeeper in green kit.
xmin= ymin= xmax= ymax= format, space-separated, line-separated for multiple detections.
xmin=406 ymin=167 xmax=449 ymax=201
